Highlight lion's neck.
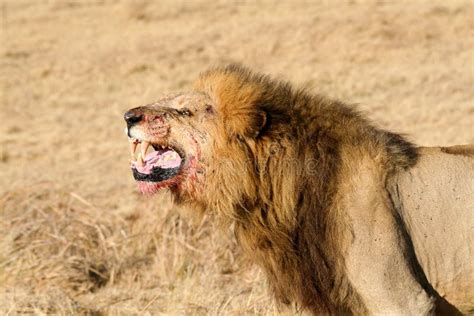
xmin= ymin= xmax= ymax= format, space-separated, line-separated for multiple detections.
xmin=231 ymin=193 xmax=364 ymax=314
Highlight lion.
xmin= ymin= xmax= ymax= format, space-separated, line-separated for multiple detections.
xmin=123 ymin=64 xmax=473 ymax=315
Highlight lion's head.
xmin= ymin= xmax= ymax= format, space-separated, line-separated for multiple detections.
xmin=124 ymin=65 xmax=270 ymax=210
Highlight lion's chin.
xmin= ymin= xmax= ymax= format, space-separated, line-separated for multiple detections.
xmin=136 ymin=177 xmax=183 ymax=195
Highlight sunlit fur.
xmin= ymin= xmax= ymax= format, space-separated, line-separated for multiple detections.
xmin=166 ymin=64 xmax=418 ymax=314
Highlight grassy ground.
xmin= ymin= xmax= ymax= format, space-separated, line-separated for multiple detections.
xmin=1 ymin=0 xmax=473 ymax=314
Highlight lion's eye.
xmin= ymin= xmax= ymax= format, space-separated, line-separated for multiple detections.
xmin=205 ymin=104 xmax=214 ymax=114
xmin=178 ymin=108 xmax=192 ymax=116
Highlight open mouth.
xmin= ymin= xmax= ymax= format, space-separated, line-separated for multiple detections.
xmin=129 ymin=138 xmax=184 ymax=183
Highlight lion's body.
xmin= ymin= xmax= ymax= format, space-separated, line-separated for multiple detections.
xmin=127 ymin=65 xmax=474 ymax=315
xmin=391 ymin=146 xmax=474 ymax=313
xmin=336 ymin=144 xmax=474 ymax=315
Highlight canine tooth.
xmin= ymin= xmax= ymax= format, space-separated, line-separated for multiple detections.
xmin=130 ymin=140 xmax=138 ymax=158
xmin=137 ymin=153 xmax=144 ymax=167
xmin=141 ymin=141 xmax=150 ymax=158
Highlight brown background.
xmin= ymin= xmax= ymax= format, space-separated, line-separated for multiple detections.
xmin=1 ymin=1 xmax=473 ymax=314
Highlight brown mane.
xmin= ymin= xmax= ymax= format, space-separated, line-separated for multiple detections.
xmin=190 ymin=65 xmax=418 ymax=314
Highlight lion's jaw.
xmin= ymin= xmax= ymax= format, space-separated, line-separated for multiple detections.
xmin=124 ymin=100 xmax=207 ymax=196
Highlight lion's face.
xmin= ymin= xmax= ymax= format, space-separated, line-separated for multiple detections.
xmin=124 ymin=67 xmax=270 ymax=207
xmin=124 ymin=92 xmax=218 ymax=197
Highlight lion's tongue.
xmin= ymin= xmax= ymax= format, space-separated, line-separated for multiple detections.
xmin=132 ymin=149 xmax=182 ymax=175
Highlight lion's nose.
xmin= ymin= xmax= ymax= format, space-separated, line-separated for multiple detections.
xmin=124 ymin=110 xmax=143 ymax=127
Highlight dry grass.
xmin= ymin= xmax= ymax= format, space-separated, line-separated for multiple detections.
xmin=0 ymin=0 xmax=473 ymax=314
xmin=0 ymin=185 xmax=272 ymax=314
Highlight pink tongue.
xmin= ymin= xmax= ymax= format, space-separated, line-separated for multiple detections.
xmin=132 ymin=149 xmax=182 ymax=175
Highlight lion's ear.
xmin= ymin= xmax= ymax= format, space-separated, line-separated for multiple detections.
xmin=226 ymin=109 xmax=267 ymax=139
xmin=193 ymin=65 xmax=267 ymax=138
xmin=251 ymin=110 xmax=267 ymax=137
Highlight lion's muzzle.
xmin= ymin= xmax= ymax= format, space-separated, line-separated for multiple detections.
xmin=123 ymin=105 xmax=186 ymax=193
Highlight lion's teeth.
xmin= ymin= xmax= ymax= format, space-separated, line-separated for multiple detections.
xmin=137 ymin=153 xmax=144 ymax=167
xmin=130 ymin=140 xmax=138 ymax=158
xmin=141 ymin=141 xmax=150 ymax=158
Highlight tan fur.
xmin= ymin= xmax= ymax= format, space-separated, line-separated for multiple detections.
xmin=125 ymin=65 xmax=473 ymax=315
xmin=389 ymin=146 xmax=474 ymax=315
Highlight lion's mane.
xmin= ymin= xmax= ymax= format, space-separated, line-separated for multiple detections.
xmin=189 ymin=65 xmax=418 ymax=314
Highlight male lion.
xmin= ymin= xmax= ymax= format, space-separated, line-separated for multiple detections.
xmin=124 ymin=65 xmax=473 ymax=315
